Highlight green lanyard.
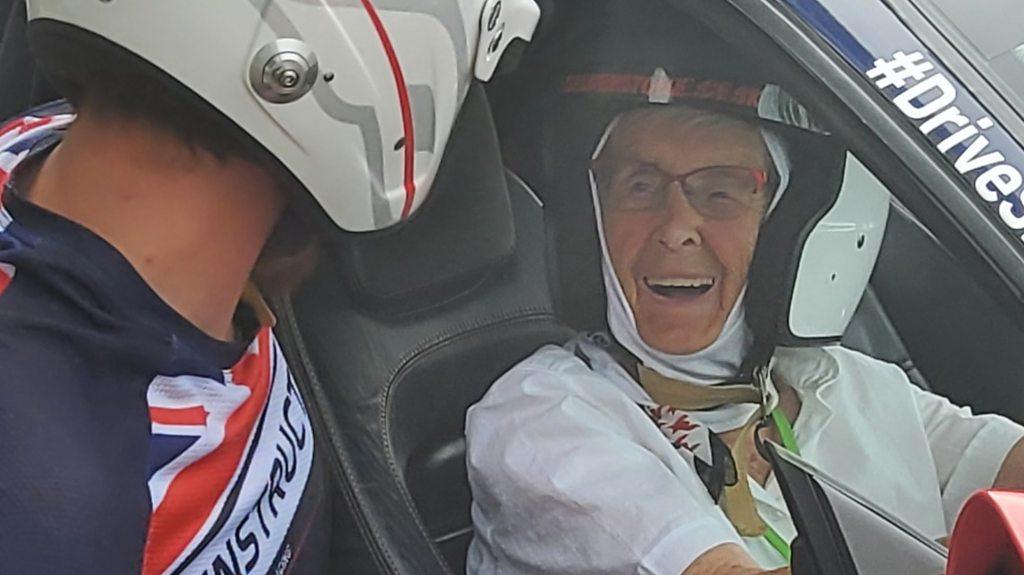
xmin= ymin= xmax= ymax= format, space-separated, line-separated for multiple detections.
xmin=761 ymin=408 xmax=799 ymax=562
xmin=763 ymin=524 xmax=792 ymax=563
xmin=772 ymin=408 xmax=800 ymax=456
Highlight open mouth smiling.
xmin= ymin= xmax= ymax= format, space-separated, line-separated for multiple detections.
xmin=643 ymin=276 xmax=716 ymax=300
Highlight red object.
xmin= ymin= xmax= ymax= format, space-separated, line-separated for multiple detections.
xmin=148 ymin=406 xmax=208 ymax=427
xmin=947 ymin=490 xmax=1024 ymax=575
xmin=142 ymin=329 xmax=274 ymax=575
xmin=359 ymin=0 xmax=417 ymax=219
xmin=561 ymin=73 xmax=763 ymax=108
xmin=0 ymin=266 xmax=11 ymax=296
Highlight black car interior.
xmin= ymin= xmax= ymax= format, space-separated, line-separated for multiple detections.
xmin=0 ymin=0 xmax=54 ymax=121
xmin=274 ymin=85 xmax=573 ymax=574
xmin=5 ymin=0 xmax=1024 ymax=573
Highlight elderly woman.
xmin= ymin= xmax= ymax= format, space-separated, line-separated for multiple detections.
xmin=464 ymin=7 xmax=1024 ymax=575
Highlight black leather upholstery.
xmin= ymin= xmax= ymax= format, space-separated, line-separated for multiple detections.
xmin=275 ymin=86 xmax=573 ymax=574
xmin=0 ymin=1 xmax=56 ymax=122
xmin=867 ymin=201 xmax=1024 ymax=419
xmin=335 ymin=96 xmax=516 ymax=310
xmin=842 ymin=285 xmax=929 ymax=390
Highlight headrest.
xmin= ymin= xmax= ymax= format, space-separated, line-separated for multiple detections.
xmin=334 ymin=83 xmax=515 ymax=310
xmin=1 ymin=1 xmax=58 ymax=121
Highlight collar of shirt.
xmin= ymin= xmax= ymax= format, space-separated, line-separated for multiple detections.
xmin=0 ymin=115 xmax=263 ymax=372
xmin=747 ymin=347 xmax=844 ymax=536
xmin=574 ymin=336 xmax=842 ymax=431
xmin=770 ymin=346 xmax=842 ymax=455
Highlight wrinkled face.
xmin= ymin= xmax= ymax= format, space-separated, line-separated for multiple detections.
xmin=596 ymin=107 xmax=771 ymax=354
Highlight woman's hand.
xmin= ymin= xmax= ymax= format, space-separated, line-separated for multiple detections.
xmin=682 ymin=543 xmax=790 ymax=575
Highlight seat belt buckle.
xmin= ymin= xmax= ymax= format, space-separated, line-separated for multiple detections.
xmin=752 ymin=359 xmax=779 ymax=421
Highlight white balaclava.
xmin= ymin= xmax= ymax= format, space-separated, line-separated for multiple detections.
xmin=590 ymin=112 xmax=792 ymax=432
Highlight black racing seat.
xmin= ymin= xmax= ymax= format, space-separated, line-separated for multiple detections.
xmin=842 ymin=284 xmax=930 ymax=390
xmin=274 ymin=86 xmax=573 ymax=574
xmin=0 ymin=0 xmax=58 ymax=122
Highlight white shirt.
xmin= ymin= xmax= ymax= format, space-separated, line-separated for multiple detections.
xmin=465 ymin=335 xmax=1024 ymax=574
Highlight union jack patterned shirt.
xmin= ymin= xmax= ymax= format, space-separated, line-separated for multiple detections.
xmin=0 ymin=103 xmax=331 ymax=574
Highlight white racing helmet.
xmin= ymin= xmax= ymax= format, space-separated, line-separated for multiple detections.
xmin=515 ymin=3 xmax=891 ymax=373
xmin=24 ymin=0 xmax=540 ymax=232
xmin=583 ymin=82 xmax=892 ymax=369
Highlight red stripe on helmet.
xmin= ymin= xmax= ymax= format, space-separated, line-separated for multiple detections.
xmin=562 ymin=73 xmax=763 ymax=109
xmin=360 ymin=0 xmax=417 ymax=219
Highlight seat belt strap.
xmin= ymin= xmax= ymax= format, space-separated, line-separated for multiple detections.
xmin=636 ymin=361 xmax=799 ymax=563
xmin=638 ymin=365 xmax=764 ymax=409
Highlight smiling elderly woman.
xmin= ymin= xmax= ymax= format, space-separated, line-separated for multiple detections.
xmin=463 ymin=10 xmax=1024 ymax=575
xmin=593 ymin=106 xmax=769 ymax=358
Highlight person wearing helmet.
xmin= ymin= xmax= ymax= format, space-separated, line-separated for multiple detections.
xmin=0 ymin=1 xmax=538 ymax=573
xmin=466 ymin=5 xmax=1024 ymax=574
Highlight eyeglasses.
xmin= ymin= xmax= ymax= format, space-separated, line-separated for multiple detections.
xmin=597 ymin=163 xmax=769 ymax=220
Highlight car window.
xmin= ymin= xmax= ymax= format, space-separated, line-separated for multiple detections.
xmin=848 ymin=152 xmax=1024 ymax=421
xmin=908 ymin=0 xmax=1024 ymax=112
